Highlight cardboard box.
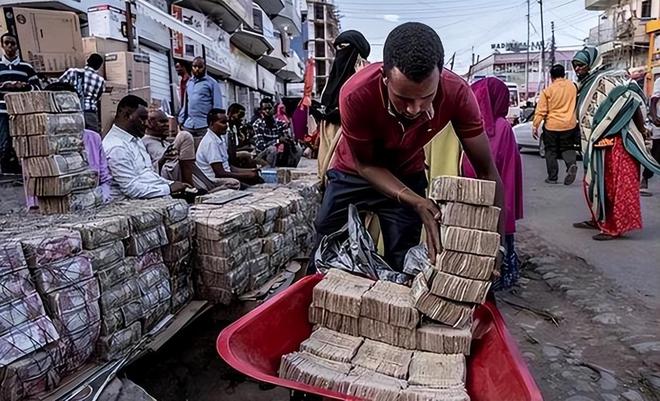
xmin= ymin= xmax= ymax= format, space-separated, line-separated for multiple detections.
xmin=87 ymin=4 xmax=136 ymax=44
xmin=1 ymin=7 xmax=83 ymax=73
xmin=82 ymin=36 xmax=127 ymax=58
xmin=104 ymin=52 xmax=150 ymax=91
xmin=100 ymin=83 xmax=128 ymax=135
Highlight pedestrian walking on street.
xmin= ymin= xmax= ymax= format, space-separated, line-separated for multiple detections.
xmin=641 ymin=76 xmax=660 ymax=194
xmin=59 ymin=53 xmax=106 ymax=132
xmin=533 ymin=64 xmax=579 ymax=185
xmin=572 ymin=47 xmax=660 ymax=241
xmin=463 ymin=77 xmax=523 ymax=290
xmin=0 ymin=32 xmax=40 ymax=175
xmin=316 ymin=30 xmax=371 ymax=183
xmin=178 ymin=57 xmax=223 ymax=138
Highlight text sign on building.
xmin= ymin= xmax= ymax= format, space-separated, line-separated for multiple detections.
xmin=491 ymin=41 xmax=544 ymax=52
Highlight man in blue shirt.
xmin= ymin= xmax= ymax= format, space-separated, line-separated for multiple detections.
xmin=178 ymin=57 xmax=223 ymax=137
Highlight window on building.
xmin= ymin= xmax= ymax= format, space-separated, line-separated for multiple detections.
xmin=314 ymin=4 xmax=324 ymax=20
xmin=315 ymin=41 xmax=325 ymax=57
xmin=641 ymin=0 xmax=651 ymax=18
xmin=315 ymin=24 xmax=325 ymax=40
xmin=317 ymin=60 xmax=327 ymax=76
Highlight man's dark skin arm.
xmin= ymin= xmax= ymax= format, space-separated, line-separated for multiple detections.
xmin=350 ymin=132 xmax=505 ymax=276
xmin=210 ymin=162 xmax=259 ymax=182
xmin=633 ymin=107 xmax=649 ymax=139
xmin=179 ymin=159 xmax=195 ymax=186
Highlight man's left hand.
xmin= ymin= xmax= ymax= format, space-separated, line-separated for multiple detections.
xmin=532 ymin=127 xmax=539 ymax=140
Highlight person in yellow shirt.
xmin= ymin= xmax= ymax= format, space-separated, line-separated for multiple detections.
xmin=533 ymin=64 xmax=579 ymax=185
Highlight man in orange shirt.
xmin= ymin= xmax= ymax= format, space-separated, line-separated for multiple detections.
xmin=533 ymin=64 xmax=578 ymax=185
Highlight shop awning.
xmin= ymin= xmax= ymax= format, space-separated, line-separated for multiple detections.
xmin=137 ymin=0 xmax=213 ymax=44
xmin=276 ymin=55 xmax=304 ymax=82
xmin=254 ymin=0 xmax=285 ymax=16
xmin=231 ymin=28 xmax=274 ymax=58
xmin=173 ymin=0 xmax=246 ymax=33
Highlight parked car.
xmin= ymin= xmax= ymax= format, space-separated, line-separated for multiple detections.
xmin=513 ymin=111 xmax=582 ymax=159
xmin=513 ymin=115 xmax=545 ymax=158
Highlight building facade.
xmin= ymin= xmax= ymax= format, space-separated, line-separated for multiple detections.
xmin=469 ymin=50 xmax=578 ymax=101
xmin=304 ymin=0 xmax=340 ymax=95
xmin=586 ymin=0 xmax=655 ymax=74
xmin=0 ymin=0 xmax=307 ymax=117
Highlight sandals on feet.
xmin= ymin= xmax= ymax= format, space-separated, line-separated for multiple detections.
xmin=573 ymin=220 xmax=597 ymax=230
xmin=592 ymin=233 xmax=619 ymax=241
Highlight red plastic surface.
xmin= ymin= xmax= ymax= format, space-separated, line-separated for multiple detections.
xmin=217 ymin=274 xmax=543 ymax=401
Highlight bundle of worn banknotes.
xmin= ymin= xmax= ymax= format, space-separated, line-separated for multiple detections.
xmin=0 ymin=198 xmax=194 ymax=401
xmin=280 ymin=176 xmax=501 ymax=401
xmin=5 ymin=91 xmax=102 ymax=214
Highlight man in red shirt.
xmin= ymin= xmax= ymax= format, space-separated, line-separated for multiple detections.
xmin=314 ymin=22 xmax=505 ymax=272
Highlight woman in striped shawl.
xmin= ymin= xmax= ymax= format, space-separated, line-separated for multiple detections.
xmin=572 ymin=47 xmax=660 ymax=240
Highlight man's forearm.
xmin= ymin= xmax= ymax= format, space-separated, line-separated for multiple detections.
xmin=355 ymin=164 xmax=424 ymax=208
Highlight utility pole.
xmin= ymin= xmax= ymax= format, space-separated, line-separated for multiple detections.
xmin=449 ymin=52 xmax=456 ymax=70
xmin=538 ymin=0 xmax=546 ymax=89
xmin=550 ymin=21 xmax=556 ymax=66
xmin=125 ymin=1 xmax=135 ymax=52
xmin=525 ymin=0 xmax=530 ymax=101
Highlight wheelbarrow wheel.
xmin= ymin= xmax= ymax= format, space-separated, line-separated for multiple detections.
xmin=290 ymin=390 xmax=323 ymax=401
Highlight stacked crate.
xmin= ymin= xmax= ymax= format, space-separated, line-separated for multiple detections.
xmin=0 ymin=237 xmax=62 ymax=401
xmin=4 ymin=92 xmax=101 ymax=214
xmin=412 ymin=176 xmax=500 ymax=328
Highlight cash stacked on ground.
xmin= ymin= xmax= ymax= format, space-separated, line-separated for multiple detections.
xmin=0 ymin=237 xmax=62 ymax=401
xmin=280 ymin=270 xmax=471 ymax=401
xmin=62 ymin=198 xmax=193 ymax=360
xmin=411 ymin=176 xmax=500 ymax=329
xmin=4 ymin=91 xmax=101 ymax=214
xmin=191 ymin=178 xmax=321 ymax=304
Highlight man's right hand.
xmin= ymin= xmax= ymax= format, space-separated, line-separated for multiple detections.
xmin=532 ymin=126 xmax=539 ymax=140
xmin=169 ymin=181 xmax=190 ymax=194
xmin=413 ymin=198 xmax=443 ymax=262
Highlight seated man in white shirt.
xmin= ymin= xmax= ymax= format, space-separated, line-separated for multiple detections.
xmin=103 ymin=95 xmax=191 ymax=199
xmin=195 ymin=108 xmax=262 ymax=191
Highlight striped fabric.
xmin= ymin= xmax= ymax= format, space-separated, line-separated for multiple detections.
xmin=0 ymin=56 xmax=40 ymax=114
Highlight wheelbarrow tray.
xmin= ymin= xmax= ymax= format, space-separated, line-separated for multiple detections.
xmin=217 ymin=274 xmax=542 ymax=401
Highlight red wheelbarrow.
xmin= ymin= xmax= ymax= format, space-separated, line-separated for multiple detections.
xmin=217 ymin=274 xmax=543 ymax=401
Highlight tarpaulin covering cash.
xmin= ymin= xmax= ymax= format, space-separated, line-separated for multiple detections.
xmin=191 ymin=177 xmax=322 ymax=304
xmin=0 ymin=198 xmax=194 ymax=400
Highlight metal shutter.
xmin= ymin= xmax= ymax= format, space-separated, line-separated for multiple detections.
xmin=141 ymin=46 xmax=172 ymax=111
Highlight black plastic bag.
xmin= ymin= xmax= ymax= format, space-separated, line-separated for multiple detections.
xmin=313 ymin=204 xmax=411 ymax=284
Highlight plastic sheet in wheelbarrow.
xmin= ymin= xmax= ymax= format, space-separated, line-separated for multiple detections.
xmin=217 ymin=274 xmax=543 ymax=401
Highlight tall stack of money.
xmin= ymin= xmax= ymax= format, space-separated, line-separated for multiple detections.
xmin=4 ymin=91 xmax=101 ymax=214
xmin=410 ymin=176 xmax=500 ymax=329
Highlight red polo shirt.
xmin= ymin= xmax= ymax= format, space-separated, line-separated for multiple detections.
xmin=332 ymin=62 xmax=484 ymax=176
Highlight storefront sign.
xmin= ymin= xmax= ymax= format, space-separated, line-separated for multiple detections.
xmin=171 ymin=5 xmax=204 ymax=60
xmin=490 ymin=41 xmax=544 ymax=52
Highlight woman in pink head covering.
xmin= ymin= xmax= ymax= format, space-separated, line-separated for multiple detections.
xmin=463 ymin=77 xmax=524 ymax=291
xmin=275 ymin=102 xmax=290 ymax=126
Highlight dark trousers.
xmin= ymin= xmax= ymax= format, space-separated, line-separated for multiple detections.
xmin=311 ymin=169 xmax=428 ymax=272
xmin=84 ymin=110 xmax=100 ymax=133
xmin=0 ymin=114 xmax=20 ymax=174
xmin=543 ymin=127 xmax=578 ymax=181
xmin=643 ymin=138 xmax=660 ymax=180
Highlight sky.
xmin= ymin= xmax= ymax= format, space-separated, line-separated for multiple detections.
xmin=334 ymin=0 xmax=602 ymax=74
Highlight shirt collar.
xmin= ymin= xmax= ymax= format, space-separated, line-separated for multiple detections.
xmin=111 ymin=125 xmax=139 ymax=142
xmin=1 ymin=55 xmax=20 ymax=66
xmin=379 ymin=67 xmax=436 ymax=124
xmin=84 ymin=66 xmax=96 ymax=73
xmin=193 ymin=74 xmax=208 ymax=82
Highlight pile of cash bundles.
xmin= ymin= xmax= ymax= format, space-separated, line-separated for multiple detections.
xmin=5 ymin=91 xmax=101 ymax=214
xmin=280 ymin=270 xmax=472 ymax=401
xmin=0 ymin=237 xmax=63 ymax=401
xmin=412 ymin=176 xmax=499 ymax=328
xmin=191 ymin=181 xmax=319 ymax=304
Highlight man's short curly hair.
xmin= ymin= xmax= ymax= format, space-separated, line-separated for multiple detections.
xmin=383 ymin=22 xmax=444 ymax=83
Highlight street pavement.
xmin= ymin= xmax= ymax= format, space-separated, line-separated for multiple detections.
xmin=518 ymin=150 xmax=660 ymax=308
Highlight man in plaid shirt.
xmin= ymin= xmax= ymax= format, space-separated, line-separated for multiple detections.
xmin=60 ymin=53 xmax=106 ymax=131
